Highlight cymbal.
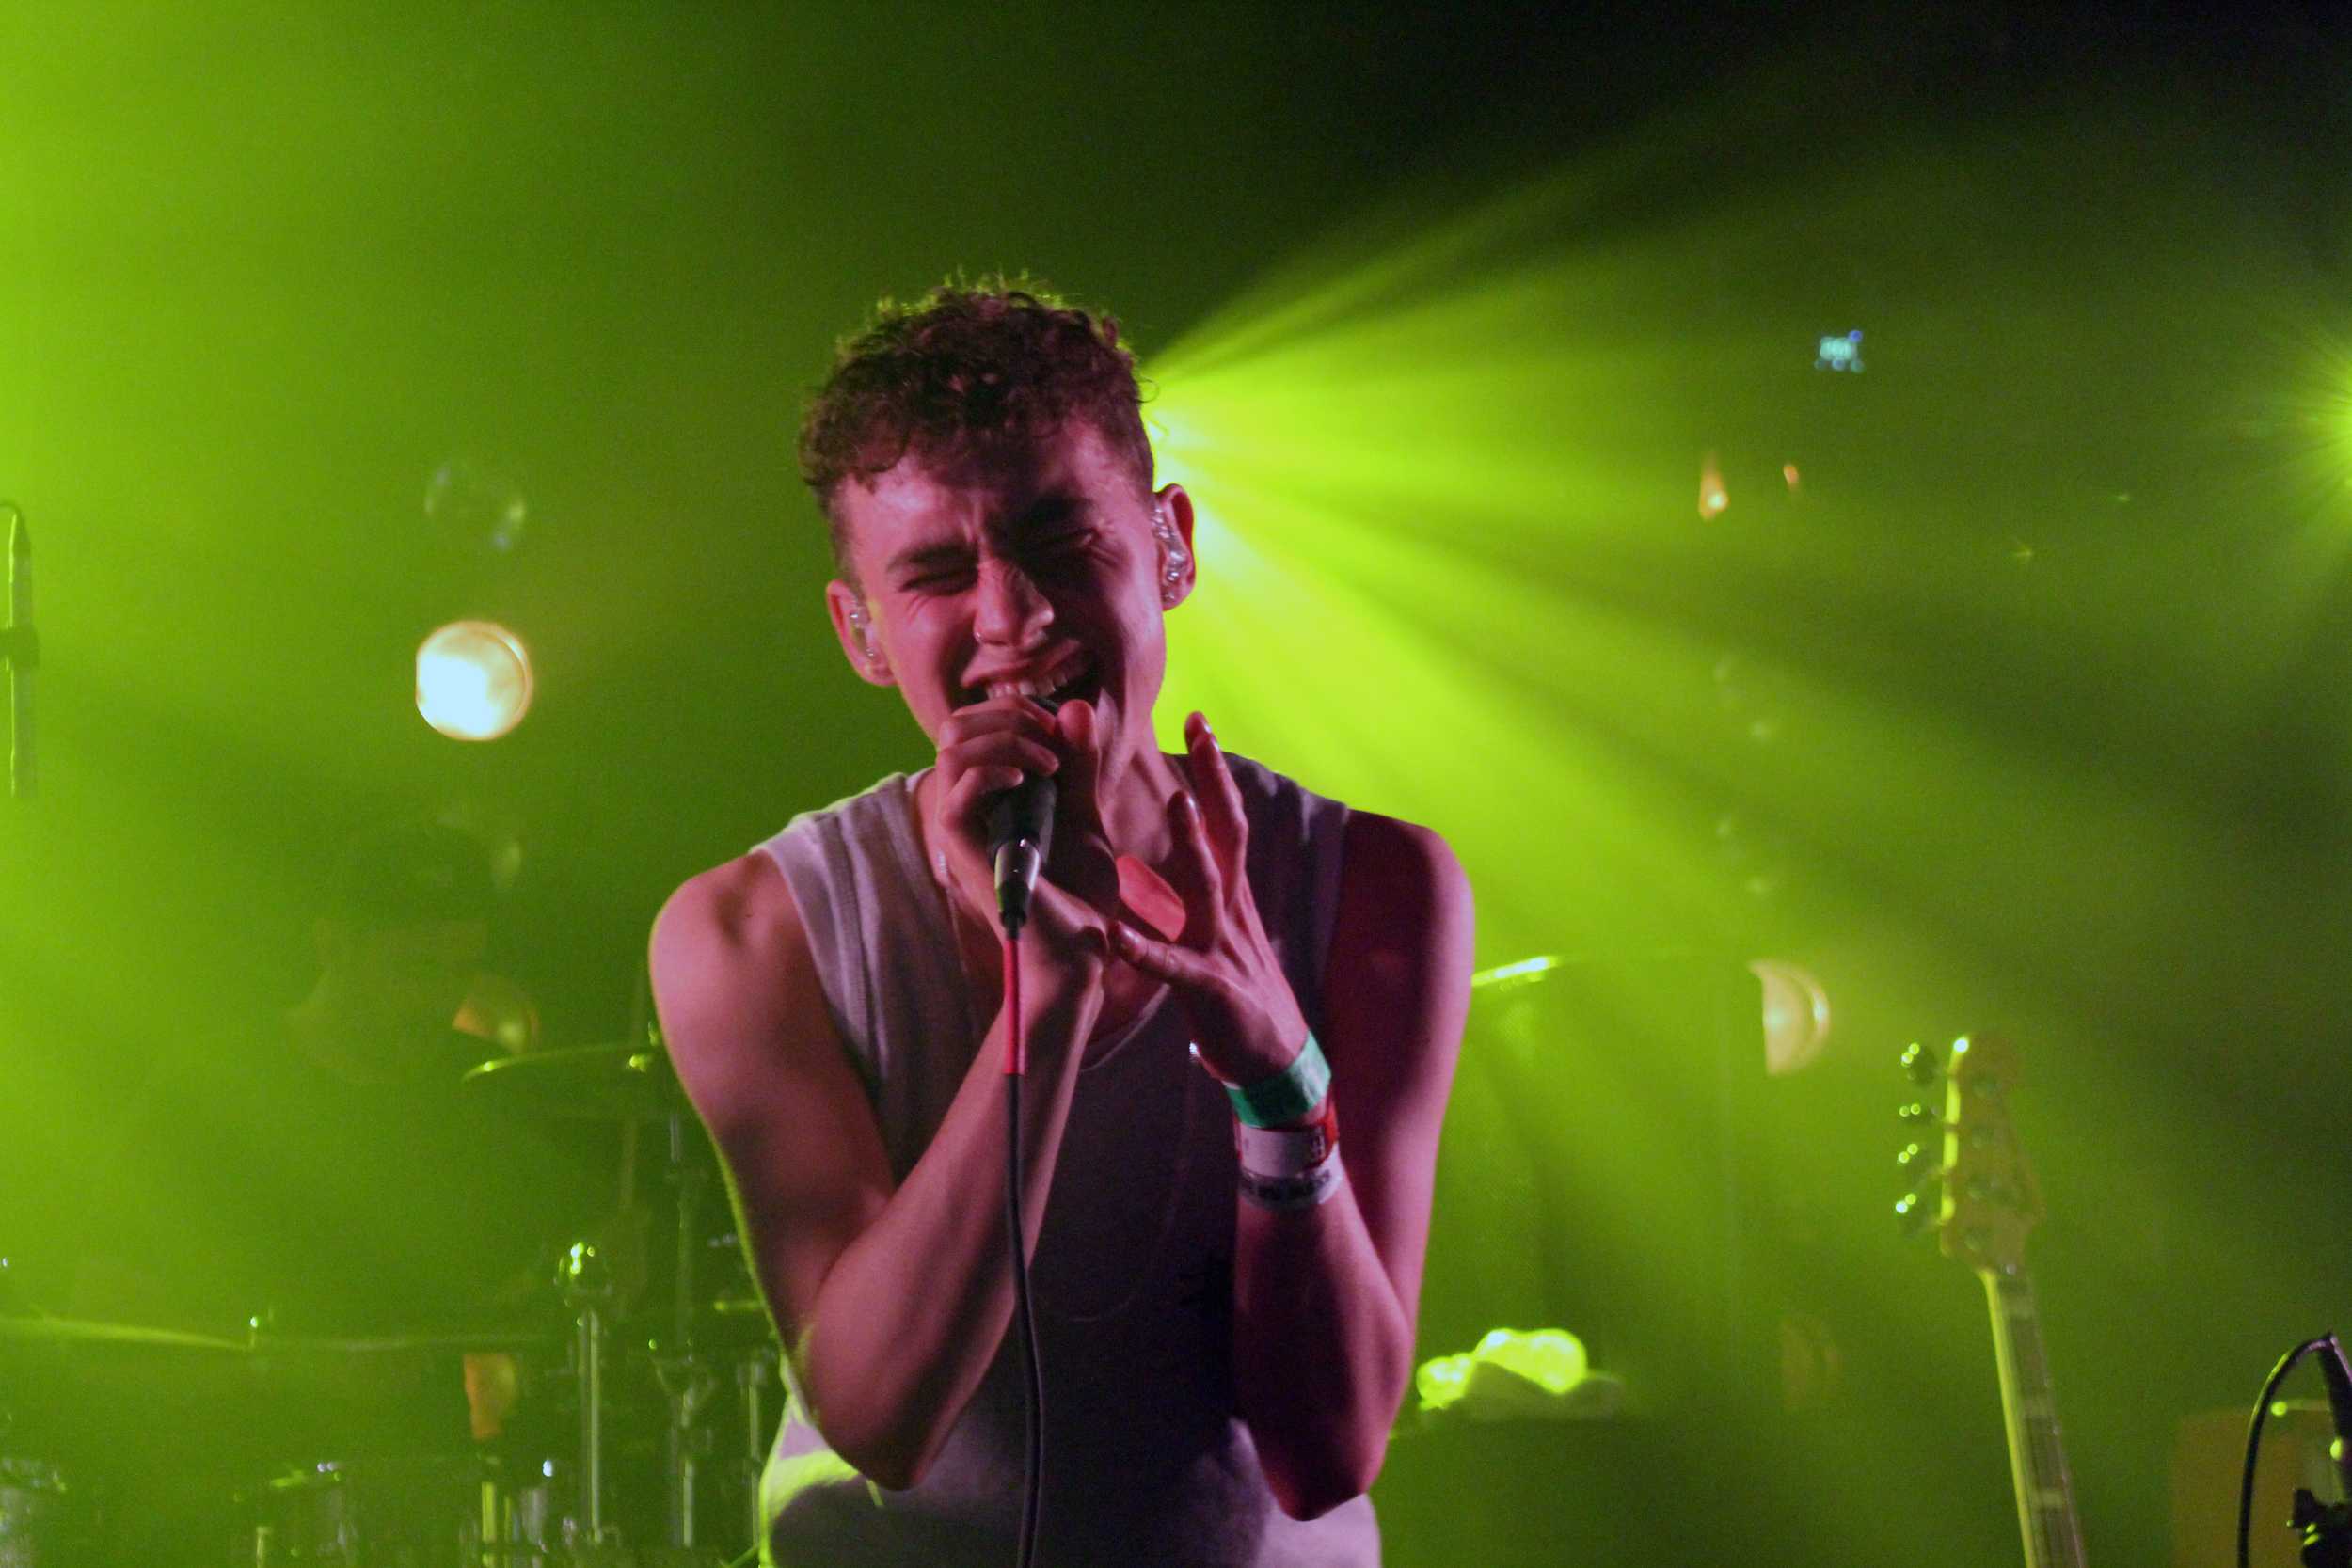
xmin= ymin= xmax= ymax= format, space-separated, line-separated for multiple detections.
xmin=462 ymin=1041 xmax=685 ymax=1120
xmin=246 ymin=1327 xmax=558 ymax=1357
xmin=0 ymin=1314 xmax=247 ymax=1355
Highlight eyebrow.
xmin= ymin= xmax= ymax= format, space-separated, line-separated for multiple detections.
xmin=885 ymin=538 xmax=974 ymax=577
xmin=883 ymin=497 xmax=1093 ymax=578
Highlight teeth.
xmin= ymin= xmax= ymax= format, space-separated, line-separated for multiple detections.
xmin=986 ymin=653 xmax=1089 ymax=702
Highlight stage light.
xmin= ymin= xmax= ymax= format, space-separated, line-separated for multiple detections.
xmin=1751 ymin=959 xmax=1831 ymax=1075
xmin=1699 ymin=451 xmax=1729 ymax=519
xmin=416 ymin=620 xmax=533 ymax=741
xmin=1815 ymin=330 xmax=1864 ymax=372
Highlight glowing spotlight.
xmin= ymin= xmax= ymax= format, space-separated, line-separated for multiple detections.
xmin=1750 ymin=959 xmax=1832 ymax=1075
xmin=1815 ymin=330 xmax=1865 ymax=372
xmin=417 ymin=620 xmax=532 ymax=740
xmin=1782 ymin=462 xmax=1801 ymax=493
xmin=1699 ymin=451 xmax=1728 ymax=519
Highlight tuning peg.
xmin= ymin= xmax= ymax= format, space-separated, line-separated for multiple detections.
xmin=1899 ymin=1040 xmax=1941 ymax=1086
xmin=1895 ymin=1141 xmax=1941 ymax=1183
xmin=1894 ymin=1189 xmax=1936 ymax=1237
xmin=1896 ymin=1101 xmax=1944 ymax=1127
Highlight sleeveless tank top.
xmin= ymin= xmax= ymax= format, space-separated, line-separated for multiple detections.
xmin=753 ymin=753 xmax=1378 ymax=1567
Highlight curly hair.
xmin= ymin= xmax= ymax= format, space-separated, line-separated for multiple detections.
xmin=797 ymin=276 xmax=1154 ymax=577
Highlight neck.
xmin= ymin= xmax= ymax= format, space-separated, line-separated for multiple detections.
xmin=1097 ymin=737 xmax=1193 ymax=863
xmin=1983 ymin=1268 xmax=2086 ymax=1568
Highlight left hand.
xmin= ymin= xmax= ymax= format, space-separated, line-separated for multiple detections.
xmin=1110 ymin=712 xmax=1311 ymax=1086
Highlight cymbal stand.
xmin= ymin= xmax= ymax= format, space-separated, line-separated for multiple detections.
xmin=559 ymin=1241 xmax=619 ymax=1556
xmin=735 ymin=1342 xmax=776 ymax=1553
xmin=656 ymin=1108 xmax=716 ymax=1553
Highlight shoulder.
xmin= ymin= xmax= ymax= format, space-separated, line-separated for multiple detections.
xmin=1339 ymin=811 xmax=1472 ymax=945
xmin=657 ymin=847 xmax=795 ymax=939
xmin=652 ymin=851 xmax=803 ymax=986
xmin=1326 ymin=812 xmax=1474 ymax=1070
xmin=649 ymin=851 xmax=822 ymax=1129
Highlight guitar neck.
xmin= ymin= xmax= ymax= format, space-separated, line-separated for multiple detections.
xmin=1982 ymin=1269 xmax=2087 ymax=1568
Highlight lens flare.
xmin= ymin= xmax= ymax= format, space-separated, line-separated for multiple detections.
xmin=1751 ymin=959 xmax=1832 ymax=1075
xmin=416 ymin=620 xmax=532 ymax=741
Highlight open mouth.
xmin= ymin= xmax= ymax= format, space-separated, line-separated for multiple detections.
xmin=974 ymin=651 xmax=1096 ymax=709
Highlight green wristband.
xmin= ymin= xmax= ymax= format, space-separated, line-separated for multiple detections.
xmin=1219 ymin=1032 xmax=1330 ymax=1129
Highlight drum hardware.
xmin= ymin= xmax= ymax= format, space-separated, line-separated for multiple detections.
xmin=245 ymin=1449 xmax=580 ymax=1568
xmin=462 ymin=1035 xmax=775 ymax=1563
xmin=463 ymin=1043 xmax=687 ymax=1124
xmin=0 ymin=1312 xmax=249 ymax=1355
xmin=656 ymin=1101 xmax=719 ymax=1555
xmin=556 ymin=1240 xmax=620 ymax=1556
xmin=730 ymin=1338 xmax=777 ymax=1554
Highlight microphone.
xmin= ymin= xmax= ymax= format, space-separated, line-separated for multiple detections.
xmin=986 ymin=696 xmax=1060 ymax=936
xmin=5 ymin=510 xmax=31 ymax=800
xmin=988 ymin=772 xmax=1056 ymax=936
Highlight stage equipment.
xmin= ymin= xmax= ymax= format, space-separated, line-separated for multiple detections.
xmin=464 ymin=1035 xmax=768 ymax=1562
xmin=6 ymin=1022 xmax=782 ymax=1566
xmin=1815 ymin=330 xmax=1866 ymax=372
xmin=1379 ymin=951 xmax=1784 ymax=1567
xmin=1698 ymin=451 xmax=1728 ymax=519
xmin=1895 ymin=1035 xmax=2087 ymax=1568
xmin=1404 ymin=1327 xmax=1626 ymax=1432
xmin=2235 ymin=1336 xmax=2352 ymax=1568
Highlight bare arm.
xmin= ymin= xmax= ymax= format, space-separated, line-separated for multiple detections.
xmin=1109 ymin=716 xmax=1473 ymax=1520
xmin=1231 ymin=811 xmax=1471 ymax=1518
xmin=651 ymin=852 xmax=1104 ymax=1489
xmin=651 ymin=697 xmax=1122 ymax=1491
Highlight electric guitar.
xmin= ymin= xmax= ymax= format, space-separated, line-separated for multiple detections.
xmin=1899 ymin=1034 xmax=2088 ymax=1568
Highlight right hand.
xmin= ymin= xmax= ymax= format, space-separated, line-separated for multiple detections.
xmin=928 ymin=697 xmax=1117 ymax=972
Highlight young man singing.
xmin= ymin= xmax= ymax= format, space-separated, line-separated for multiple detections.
xmin=651 ymin=280 xmax=1471 ymax=1565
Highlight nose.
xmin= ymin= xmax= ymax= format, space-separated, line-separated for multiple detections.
xmin=973 ymin=555 xmax=1054 ymax=647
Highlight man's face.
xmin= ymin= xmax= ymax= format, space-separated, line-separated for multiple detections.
xmin=826 ymin=420 xmax=1192 ymax=760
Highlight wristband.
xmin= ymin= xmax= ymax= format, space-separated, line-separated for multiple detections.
xmin=1236 ymin=1150 xmax=1344 ymax=1212
xmin=1194 ymin=1031 xmax=1330 ymax=1129
xmin=1235 ymin=1088 xmax=1339 ymax=1213
xmin=1235 ymin=1094 xmax=1339 ymax=1178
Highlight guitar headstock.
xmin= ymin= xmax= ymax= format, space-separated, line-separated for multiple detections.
xmin=1895 ymin=1034 xmax=2043 ymax=1277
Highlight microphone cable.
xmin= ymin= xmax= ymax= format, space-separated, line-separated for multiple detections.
xmin=2237 ymin=1333 xmax=2347 ymax=1568
xmin=988 ymin=705 xmax=1057 ymax=1567
xmin=1002 ymin=926 xmax=1044 ymax=1568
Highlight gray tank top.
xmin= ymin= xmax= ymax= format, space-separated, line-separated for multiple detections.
xmin=754 ymin=753 xmax=1377 ymax=1567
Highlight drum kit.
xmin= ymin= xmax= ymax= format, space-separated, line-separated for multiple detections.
xmin=0 ymin=1038 xmax=776 ymax=1568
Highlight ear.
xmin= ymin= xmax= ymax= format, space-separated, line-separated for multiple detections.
xmin=825 ymin=579 xmax=895 ymax=687
xmin=1154 ymin=483 xmax=1198 ymax=610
